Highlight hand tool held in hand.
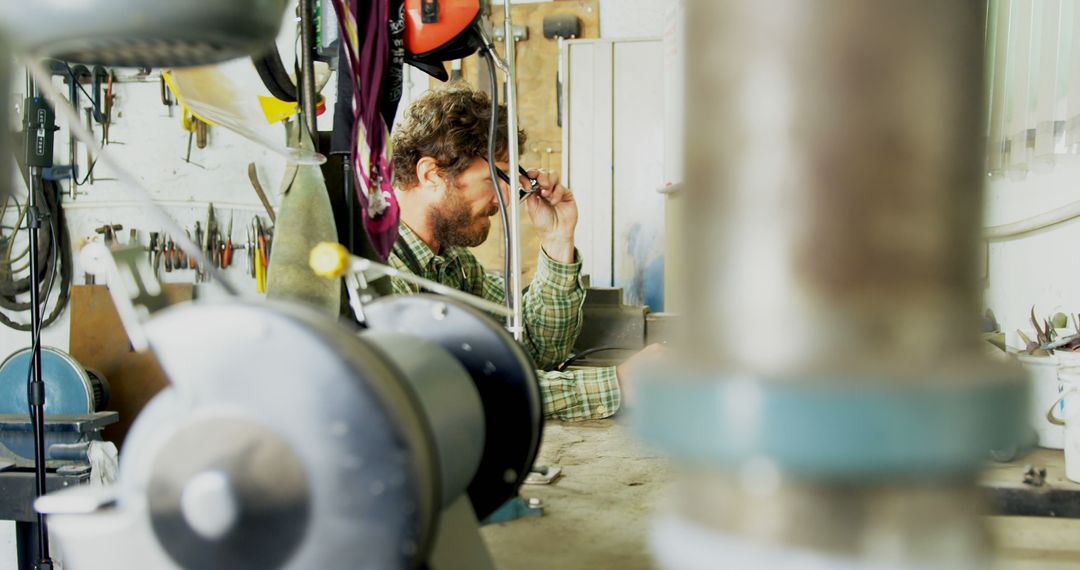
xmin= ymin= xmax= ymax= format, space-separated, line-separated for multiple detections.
xmin=493 ymin=165 xmax=541 ymax=201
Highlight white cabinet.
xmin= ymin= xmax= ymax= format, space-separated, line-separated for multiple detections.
xmin=562 ymin=37 xmax=666 ymax=310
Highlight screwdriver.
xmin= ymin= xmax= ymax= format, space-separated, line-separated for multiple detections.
xmin=163 ymin=235 xmax=173 ymax=273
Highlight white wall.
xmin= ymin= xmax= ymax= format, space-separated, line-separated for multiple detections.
xmin=984 ymin=165 xmax=1080 ymax=343
xmin=599 ymin=0 xmax=672 ymax=38
xmin=0 ymin=70 xmax=323 ymax=361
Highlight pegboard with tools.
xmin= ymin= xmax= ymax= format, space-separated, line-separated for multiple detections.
xmin=96 ymin=209 xmax=275 ymax=293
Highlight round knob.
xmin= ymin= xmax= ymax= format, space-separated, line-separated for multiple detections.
xmin=180 ymin=470 xmax=239 ymax=540
xmin=309 ymin=242 xmax=351 ymax=277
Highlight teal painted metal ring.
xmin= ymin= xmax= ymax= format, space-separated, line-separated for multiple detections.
xmin=634 ymin=371 xmax=1028 ymax=479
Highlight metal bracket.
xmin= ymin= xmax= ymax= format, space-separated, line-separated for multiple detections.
xmin=339 ymin=255 xmax=511 ymax=320
xmin=524 ymin=465 xmax=561 ymax=485
xmin=480 ymin=496 xmax=544 ymax=525
xmin=494 ymin=24 xmax=528 ymax=42
xmin=80 ymin=243 xmax=170 ymax=351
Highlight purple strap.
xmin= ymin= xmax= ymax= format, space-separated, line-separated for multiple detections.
xmin=331 ymin=0 xmax=400 ymax=260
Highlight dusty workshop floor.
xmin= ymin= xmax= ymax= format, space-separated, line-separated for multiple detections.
xmin=482 ymin=421 xmax=1080 ymax=570
xmin=482 ymin=420 xmax=669 ymax=570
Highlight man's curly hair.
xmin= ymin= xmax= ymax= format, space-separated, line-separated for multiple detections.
xmin=392 ymin=84 xmax=526 ymax=189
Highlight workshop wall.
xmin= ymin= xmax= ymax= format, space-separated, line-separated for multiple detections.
xmin=0 ymin=0 xmax=680 ymax=406
xmin=984 ymin=169 xmax=1080 ymax=343
xmin=599 ymin=0 xmax=670 ymax=38
xmin=0 ymin=73 xmax=339 ymax=359
xmin=0 ymin=0 xmax=680 ymax=383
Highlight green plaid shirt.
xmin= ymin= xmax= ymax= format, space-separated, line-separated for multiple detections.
xmin=389 ymin=223 xmax=621 ymax=420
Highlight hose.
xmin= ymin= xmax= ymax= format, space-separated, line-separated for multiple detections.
xmin=482 ymin=49 xmax=514 ymax=321
xmin=556 ymin=346 xmax=637 ymax=372
xmin=0 ymin=175 xmax=72 ymax=331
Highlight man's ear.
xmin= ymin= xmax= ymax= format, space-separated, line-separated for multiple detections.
xmin=416 ymin=157 xmax=446 ymax=192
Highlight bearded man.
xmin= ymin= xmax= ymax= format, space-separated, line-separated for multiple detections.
xmin=389 ymin=85 xmax=660 ymax=421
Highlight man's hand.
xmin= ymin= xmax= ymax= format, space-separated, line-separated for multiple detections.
xmin=523 ymin=169 xmax=577 ymax=264
xmin=615 ymin=343 xmax=668 ymax=408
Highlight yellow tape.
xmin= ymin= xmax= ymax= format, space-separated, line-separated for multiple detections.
xmin=258 ymin=96 xmax=300 ymax=124
xmin=161 ymin=71 xmax=217 ymax=127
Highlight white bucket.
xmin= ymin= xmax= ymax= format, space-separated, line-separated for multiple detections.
xmin=1049 ymin=370 xmax=1080 ymax=483
xmin=1018 ymin=354 xmax=1064 ymax=449
xmin=1057 ymin=349 xmax=1080 ymax=368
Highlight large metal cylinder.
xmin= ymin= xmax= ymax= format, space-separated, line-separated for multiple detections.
xmin=685 ymin=0 xmax=987 ymax=377
xmin=650 ymin=1 xmax=1019 ymax=567
xmin=364 ymin=333 xmax=486 ymax=508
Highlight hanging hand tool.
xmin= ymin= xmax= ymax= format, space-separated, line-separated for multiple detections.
xmin=195 ymin=119 xmax=208 ymax=149
xmin=163 ymin=235 xmax=173 ymax=273
xmin=255 ymin=217 xmax=269 ymax=293
xmin=181 ymin=109 xmax=207 ymax=167
xmin=247 ymin=163 xmax=277 ymax=223
xmin=100 ymin=69 xmax=114 ymax=145
xmin=221 ymin=214 xmax=234 ymax=269
xmin=94 ymin=224 xmax=122 ymax=248
xmin=149 ymin=232 xmax=160 ymax=275
xmin=173 ymin=233 xmax=183 ymax=270
xmin=180 ymin=230 xmax=190 ymax=269
xmin=192 ymin=221 xmax=203 ymax=274
xmin=63 ymin=64 xmax=90 ymax=198
xmin=205 ymin=204 xmax=220 ymax=268
xmin=160 ymin=76 xmax=175 ymax=118
xmin=246 ymin=225 xmax=255 ymax=277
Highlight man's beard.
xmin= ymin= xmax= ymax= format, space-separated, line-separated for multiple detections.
xmin=430 ymin=191 xmax=497 ymax=249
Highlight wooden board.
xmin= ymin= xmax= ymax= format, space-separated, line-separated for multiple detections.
xmin=433 ymin=1 xmax=600 ymax=280
xmin=69 ymin=284 xmax=193 ymax=447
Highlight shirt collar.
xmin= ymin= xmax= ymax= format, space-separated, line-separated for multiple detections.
xmin=397 ymin=222 xmax=469 ymax=272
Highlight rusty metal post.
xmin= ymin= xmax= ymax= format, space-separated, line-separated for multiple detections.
xmin=640 ymin=1 xmax=1026 ymax=567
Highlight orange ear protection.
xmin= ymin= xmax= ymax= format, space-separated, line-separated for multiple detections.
xmin=404 ymin=0 xmax=483 ymax=81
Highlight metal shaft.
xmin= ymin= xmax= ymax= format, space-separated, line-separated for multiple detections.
xmin=28 ymin=170 xmax=50 ymax=565
xmin=298 ymin=0 xmax=319 ymax=142
xmin=680 ymin=0 xmax=991 ymax=563
xmin=686 ymin=0 xmax=985 ymax=376
xmin=503 ymin=2 xmax=524 ymax=341
xmin=26 ymin=77 xmax=53 ymax=567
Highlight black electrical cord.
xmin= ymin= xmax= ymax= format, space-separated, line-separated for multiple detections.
xmin=556 ymin=346 xmax=638 ymax=372
xmin=53 ymin=61 xmax=106 ymax=118
xmin=0 ymin=182 xmax=56 ymax=305
xmin=0 ymin=178 xmax=72 ymax=331
xmin=482 ymin=49 xmax=514 ymax=321
xmin=71 ymin=127 xmax=105 ymax=187
xmin=50 ymin=61 xmax=106 ymax=187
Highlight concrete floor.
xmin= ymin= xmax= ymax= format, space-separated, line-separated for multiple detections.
xmin=482 ymin=420 xmax=669 ymax=570
xmin=483 ymin=421 xmax=1080 ymax=570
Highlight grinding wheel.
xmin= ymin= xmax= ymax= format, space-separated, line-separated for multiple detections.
xmin=117 ymin=301 xmax=442 ymax=570
xmin=364 ymin=294 xmax=543 ymax=520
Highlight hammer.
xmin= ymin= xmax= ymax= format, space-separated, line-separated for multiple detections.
xmin=94 ymin=224 xmax=123 ymax=247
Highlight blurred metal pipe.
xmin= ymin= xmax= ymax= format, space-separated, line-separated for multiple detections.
xmin=0 ymin=46 xmax=8 ymax=205
xmin=685 ymin=0 xmax=987 ymax=377
xmin=298 ymin=0 xmax=319 ymax=141
xmin=504 ymin=1 xmax=524 ymax=342
xmin=675 ymin=0 xmax=997 ymax=565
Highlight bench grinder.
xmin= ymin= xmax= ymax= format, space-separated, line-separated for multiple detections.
xmin=37 ymin=245 xmax=543 ymax=570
